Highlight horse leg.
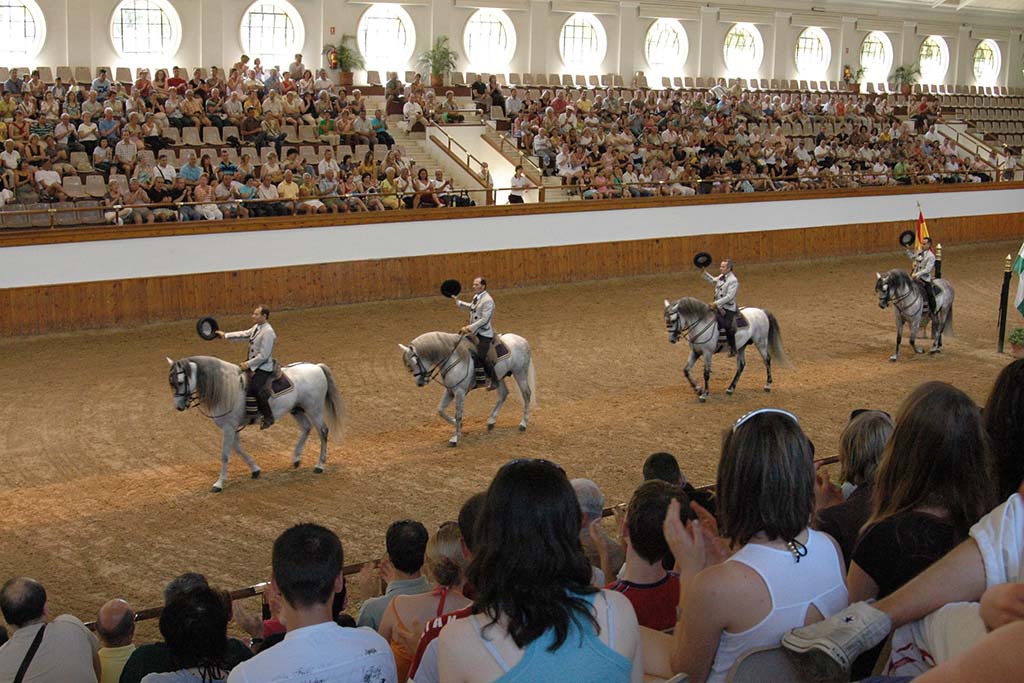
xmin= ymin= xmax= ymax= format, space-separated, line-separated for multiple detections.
xmin=726 ymin=347 xmax=747 ymax=395
xmin=304 ymin=405 xmax=330 ymax=473
xmin=212 ymin=428 xmax=232 ymax=492
xmin=449 ymin=390 xmax=465 ymax=447
xmin=699 ymin=351 xmax=711 ymax=403
xmin=290 ymin=410 xmax=312 ymax=468
xmin=437 ymin=389 xmax=456 ymax=426
xmin=890 ymin=318 xmax=903 ymax=362
xmin=910 ymin=318 xmax=924 ymax=355
xmin=513 ymin=368 xmax=531 ymax=432
xmin=486 ymin=379 xmax=509 ymax=431
xmin=232 ymin=432 xmax=261 ymax=479
xmin=929 ymin=310 xmax=943 ymax=353
xmin=683 ymin=348 xmax=700 ymax=397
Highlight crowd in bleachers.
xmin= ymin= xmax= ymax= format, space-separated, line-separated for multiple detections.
xmin=0 ymin=58 xmax=1019 ymax=227
xmin=2 ymin=357 xmax=1022 ymax=683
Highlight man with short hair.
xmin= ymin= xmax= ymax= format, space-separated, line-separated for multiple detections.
xmin=287 ymin=54 xmax=305 ymax=80
xmin=702 ymin=258 xmax=739 ymax=356
xmin=0 ymin=577 xmax=100 ymax=682
xmin=227 ymin=524 xmax=397 ymax=682
xmin=92 ymin=69 xmax=112 ymax=101
xmin=642 ymin=451 xmax=716 ymax=515
xmin=3 ymin=69 xmax=21 ymax=95
xmin=907 ymin=235 xmax=937 ymax=312
xmin=216 ymin=305 xmax=277 ymax=429
xmin=356 ymin=520 xmax=430 ymax=630
xmin=95 ymin=599 xmax=135 ymax=683
xmin=571 ymin=478 xmax=625 ymax=582
xmin=34 ymin=159 xmax=69 ymax=201
xmin=453 ymin=276 xmax=498 ymax=389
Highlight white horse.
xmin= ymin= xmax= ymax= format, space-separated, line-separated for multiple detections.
xmin=875 ymin=269 xmax=955 ymax=362
xmin=664 ymin=298 xmax=787 ymax=402
xmin=399 ymin=332 xmax=536 ymax=446
xmin=167 ymin=356 xmax=344 ymax=491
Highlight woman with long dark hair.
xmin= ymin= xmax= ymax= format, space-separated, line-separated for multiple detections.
xmin=141 ymin=586 xmax=230 ymax=682
xmin=983 ymin=359 xmax=1024 ymax=500
xmin=438 ymin=459 xmax=642 ymax=682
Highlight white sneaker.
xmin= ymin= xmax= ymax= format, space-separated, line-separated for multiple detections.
xmin=781 ymin=602 xmax=892 ymax=681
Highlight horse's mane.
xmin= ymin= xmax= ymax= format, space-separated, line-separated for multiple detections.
xmin=884 ymin=269 xmax=914 ymax=291
xmin=674 ymin=297 xmax=711 ymax=318
xmin=188 ymin=355 xmax=243 ymax=414
xmin=410 ymin=331 xmax=464 ymax=362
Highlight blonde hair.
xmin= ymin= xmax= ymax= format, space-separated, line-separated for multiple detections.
xmin=839 ymin=411 xmax=893 ymax=486
xmin=425 ymin=522 xmax=467 ymax=588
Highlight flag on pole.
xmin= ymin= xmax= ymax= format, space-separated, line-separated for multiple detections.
xmin=1013 ymin=240 xmax=1024 ymax=318
xmin=916 ymin=207 xmax=930 ymax=250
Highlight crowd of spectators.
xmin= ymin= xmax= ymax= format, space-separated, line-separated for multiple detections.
xmin=0 ymin=59 xmax=1017 ymax=224
xmin=1 ymin=358 xmax=1022 ymax=683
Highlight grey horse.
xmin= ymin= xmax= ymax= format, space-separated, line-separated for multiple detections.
xmin=167 ymin=356 xmax=344 ymax=491
xmin=664 ymin=298 xmax=787 ymax=402
xmin=875 ymin=269 xmax=955 ymax=361
xmin=400 ymin=332 xmax=536 ymax=446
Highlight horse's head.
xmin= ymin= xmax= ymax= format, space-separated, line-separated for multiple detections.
xmin=166 ymin=357 xmax=198 ymax=410
xmin=664 ymin=299 xmax=682 ymax=344
xmin=398 ymin=344 xmax=429 ymax=387
xmin=875 ymin=272 xmax=892 ymax=309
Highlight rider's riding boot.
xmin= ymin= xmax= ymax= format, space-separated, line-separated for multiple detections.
xmin=726 ymin=330 xmax=737 ymax=357
xmin=486 ymin=367 xmax=499 ymax=391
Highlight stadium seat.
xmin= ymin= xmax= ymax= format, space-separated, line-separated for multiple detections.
xmin=115 ymin=67 xmax=133 ymax=84
xmin=70 ymin=152 xmax=93 ymax=172
xmin=202 ymin=127 xmax=223 ymax=146
xmin=54 ymin=201 xmax=78 ymax=226
xmin=56 ymin=66 xmax=74 ymax=83
xmin=298 ymin=125 xmax=318 ymax=143
xmin=29 ymin=203 xmax=51 ymax=228
xmin=0 ymin=206 xmax=30 ymax=228
xmin=299 ymin=146 xmax=318 ymax=165
xmin=533 ymin=74 xmax=548 ymax=86
xmin=283 ymin=124 xmax=301 ymax=143
xmin=508 ymin=73 xmax=521 ymax=86
xmin=37 ymin=67 xmax=54 ymax=83
xmin=163 ymin=127 xmax=182 ymax=145
xmin=181 ymin=127 xmax=201 ymax=146
xmin=451 ymin=72 xmax=465 ymax=86
xmin=496 ymin=74 xmax=507 ymax=86
xmin=77 ymin=200 xmax=105 ymax=225
xmin=62 ymin=176 xmax=88 ymax=198
xmin=85 ymin=175 xmax=107 ymax=198
xmin=724 ymin=647 xmax=814 ymax=683
xmin=74 ymin=66 xmax=91 ymax=83
xmin=222 ymin=126 xmax=242 ymax=144
xmin=108 ymin=174 xmax=129 ymax=194
xmin=366 ymin=70 xmax=381 ymax=86
xmin=404 ymin=70 xmax=416 ymax=83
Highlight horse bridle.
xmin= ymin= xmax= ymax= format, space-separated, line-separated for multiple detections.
xmin=666 ymin=307 xmax=717 ymax=345
xmin=406 ymin=336 xmax=466 ymax=386
xmin=879 ymin=277 xmax=923 ymax=317
xmin=169 ymin=360 xmax=201 ymax=410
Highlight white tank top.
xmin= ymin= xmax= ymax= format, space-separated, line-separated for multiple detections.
xmin=708 ymin=529 xmax=849 ymax=683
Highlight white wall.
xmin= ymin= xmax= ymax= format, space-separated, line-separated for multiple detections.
xmin=3 ymin=187 xmax=1021 ymax=288
xmin=12 ymin=1 xmax=1024 ymax=89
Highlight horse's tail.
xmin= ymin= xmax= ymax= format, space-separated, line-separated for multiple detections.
xmin=766 ymin=312 xmax=790 ymax=367
xmin=318 ymin=363 xmax=345 ymax=439
xmin=526 ymin=350 xmax=538 ymax=406
xmin=944 ymin=302 xmax=954 ymax=338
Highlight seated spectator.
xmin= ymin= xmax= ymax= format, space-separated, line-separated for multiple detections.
xmin=119 ymin=573 xmax=253 ymax=683
xmin=226 ymin=523 xmax=396 ymax=682
xmin=0 ymin=577 xmax=100 ymax=682
xmin=607 ymin=480 xmax=694 ymax=630
xmin=983 ymin=359 xmax=1024 ymax=500
xmin=437 ymin=459 xmax=642 ymax=681
xmin=380 ymin=521 xmax=471 ymax=680
xmin=572 ymin=477 xmax=625 ymax=582
xmin=96 ymin=598 xmax=136 ymax=683
xmin=642 ymin=451 xmax=716 ymax=515
xmin=33 ymin=159 xmax=68 ymax=201
xmin=813 ymin=410 xmax=893 ymax=567
xmin=356 ymin=520 xmax=430 ymax=630
xmin=661 ymin=408 xmax=848 ymax=683
xmin=140 ymin=586 xmax=230 ymax=683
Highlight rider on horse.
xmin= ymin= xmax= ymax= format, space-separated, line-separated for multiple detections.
xmin=906 ymin=237 xmax=937 ymax=313
xmin=702 ymin=259 xmax=739 ymax=356
xmin=454 ymin=276 xmax=498 ymax=390
xmin=217 ymin=304 xmax=277 ymax=429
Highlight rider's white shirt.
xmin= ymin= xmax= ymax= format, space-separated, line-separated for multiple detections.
xmin=224 ymin=322 xmax=276 ymax=371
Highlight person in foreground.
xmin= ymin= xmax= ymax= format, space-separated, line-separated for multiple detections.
xmin=437 ymin=458 xmax=643 ymax=682
xmin=226 ymin=523 xmax=397 ymax=682
xmin=662 ymin=408 xmax=848 ymax=683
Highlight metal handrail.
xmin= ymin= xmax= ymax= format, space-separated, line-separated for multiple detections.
xmin=428 ymin=124 xmax=491 ymax=187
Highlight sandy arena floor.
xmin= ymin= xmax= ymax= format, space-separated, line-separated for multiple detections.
xmin=0 ymin=239 xmax=1018 ymax=632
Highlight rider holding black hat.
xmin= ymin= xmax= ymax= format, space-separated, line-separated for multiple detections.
xmin=703 ymin=260 xmax=739 ymax=356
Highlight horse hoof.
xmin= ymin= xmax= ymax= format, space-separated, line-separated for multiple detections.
xmin=292 ymin=461 xmax=301 ymax=469
xmin=313 ymin=466 xmax=324 ymax=474
xmin=889 ymin=355 xmax=898 ymax=362
xmin=764 ymin=386 xmax=771 ymax=393
xmin=487 ymin=422 xmax=495 ymax=431
xmin=448 ymin=439 xmax=459 ymax=448
xmin=210 ymin=485 xmax=223 ymax=493
xmin=725 ymin=387 xmax=734 ymax=395
xmin=929 ymin=348 xmax=940 ymax=354
xmin=698 ymin=395 xmax=707 ymax=403
xmin=914 ymin=348 xmax=924 ymax=355
xmin=518 ymin=424 xmax=527 ymax=432
xmin=251 ymin=470 xmax=261 ymax=480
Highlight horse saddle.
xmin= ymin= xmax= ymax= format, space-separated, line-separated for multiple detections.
xmin=244 ymin=364 xmax=296 ymax=417
xmin=463 ymin=334 xmax=512 ymax=387
xmin=715 ymin=309 xmax=748 ymax=333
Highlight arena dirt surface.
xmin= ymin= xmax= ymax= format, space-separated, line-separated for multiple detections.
xmin=1 ymin=239 xmax=1018 ymax=636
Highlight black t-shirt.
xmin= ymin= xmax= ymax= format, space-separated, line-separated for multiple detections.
xmin=471 ymin=80 xmax=487 ymax=95
xmin=851 ymin=510 xmax=960 ymax=599
xmin=146 ymin=187 xmax=171 ymax=203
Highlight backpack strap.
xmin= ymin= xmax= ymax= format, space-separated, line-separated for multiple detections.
xmin=13 ymin=623 xmax=46 ymax=683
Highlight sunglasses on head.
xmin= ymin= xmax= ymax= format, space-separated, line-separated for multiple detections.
xmin=732 ymin=408 xmax=799 ymax=432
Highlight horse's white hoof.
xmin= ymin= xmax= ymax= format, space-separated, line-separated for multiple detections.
xmin=251 ymin=470 xmax=261 ymax=480
xmin=487 ymin=422 xmax=495 ymax=431
xmin=764 ymin=386 xmax=771 ymax=393
xmin=698 ymin=395 xmax=707 ymax=403
xmin=913 ymin=347 xmax=924 ymax=355
xmin=313 ymin=466 xmax=324 ymax=474
xmin=929 ymin=348 xmax=940 ymax=354
xmin=726 ymin=387 xmax=735 ymax=395
xmin=889 ymin=355 xmax=899 ymax=362
xmin=448 ymin=438 xmax=459 ymax=447
xmin=518 ymin=424 xmax=527 ymax=432
xmin=210 ymin=484 xmax=223 ymax=493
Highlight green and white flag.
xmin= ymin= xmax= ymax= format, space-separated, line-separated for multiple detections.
xmin=1015 ymin=240 xmax=1024 ymax=318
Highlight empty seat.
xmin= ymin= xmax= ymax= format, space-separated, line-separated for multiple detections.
xmin=115 ymin=67 xmax=133 ymax=83
xmin=298 ymin=125 xmax=318 ymax=143
xmin=508 ymin=72 xmax=521 ymax=86
xmin=673 ymin=77 xmax=683 ymax=88
xmin=533 ymin=74 xmax=548 ymax=86
xmin=55 ymin=201 xmax=79 ymax=226
xmin=366 ymin=70 xmax=381 ymax=86
xmin=62 ymin=176 xmax=88 ymax=198
xmin=562 ymin=75 xmax=574 ymax=87
xmin=77 ymin=200 xmax=105 ymax=225
xmin=163 ymin=127 xmax=182 ymax=145
xmin=180 ymin=127 xmax=201 ymax=146
xmin=222 ymin=126 xmax=241 ymax=143
xmin=56 ymin=66 xmax=74 ymax=83
xmin=684 ymin=77 xmax=694 ymax=88
xmin=85 ymin=175 xmax=107 ymax=198
xmin=496 ymin=74 xmax=507 ymax=86
xmin=70 ymin=151 xmax=93 ymax=172
xmin=29 ymin=203 xmax=51 ymax=228
xmin=404 ymin=70 xmax=416 ymax=83
xmin=451 ymin=72 xmax=465 ymax=86
xmin=299 ymin=145 xmax=318 ymax=165
xmin=37 ymin=67 xmax=54 ymax=83
xmin=202 ymin=127 xmax=223 ymax=145
xmin=0 ymin=207 xmax=30 ymax=229
xmin=74 ymin=66 xmax=92 ymax=83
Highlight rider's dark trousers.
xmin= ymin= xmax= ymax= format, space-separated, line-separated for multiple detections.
xmin=716 ymin=308 xmax=737 ymax=352
xmin=476 ymin=334 xmax=495 ymax=379
xmin=918 ymin=281 xmax=936 ymax=313
xmin=250 ymin=369 xmax=273 ymax=420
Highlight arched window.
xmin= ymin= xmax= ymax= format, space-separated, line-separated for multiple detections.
xmin=794 ymin=27 xmax=830 ymax=79
xmin=859 ymin=31 xmax=893 ymax=82
xmin=110 ymin=0 xmax=181 ymax=59
xmin=239 ymin=0 xmax=304 ymax=64
xmin=723 ymin=23 xmax=763 ymax=77
xmin=972 ymin=39 xmax=1000 ymax=85
xmin=644 ymin=19 xmax=688 ymax=73
xmin=558 ymin=12 xmax=607 ymax=71
xmin=464 ymin=8 xmax=516 ymax=72
xmin=357 ymin=3 xmax=416 ymax=72
xmin=918 ymin=35 xmax=949 ymax=84
xmin=0 ymin=0 xmax=44 ymax=61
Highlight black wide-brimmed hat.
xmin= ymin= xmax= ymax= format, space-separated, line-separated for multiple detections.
xmin=196 ymin=317 xmax=220 ymax=340
xmin=693 ymin=252 xmax=713 ymax=268
xmin=440 ymin=279 xmax=462 ymax=298
xmin=899 ymin=230 xmax=916 ymax=247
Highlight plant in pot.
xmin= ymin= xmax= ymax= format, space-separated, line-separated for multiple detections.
xmin=418 ymin=36 xmax=458 ymax=89
xmin=322 ymin=34 xmax=364 ymax=88
xmin=892 ymin=63 xmax=921 ymax=95
xmin=1010 ymin=327 xmax=1024 ymax=359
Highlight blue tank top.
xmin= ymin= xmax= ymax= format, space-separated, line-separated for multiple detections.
xmin=470 ymin=591 xmax=632 ymax=682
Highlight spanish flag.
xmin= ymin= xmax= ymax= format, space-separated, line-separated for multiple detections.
xmin=916 ymin=209 xmax=931 ymax=250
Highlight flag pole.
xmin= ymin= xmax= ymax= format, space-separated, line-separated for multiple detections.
xmin=998 ymin=254 xmax=1012 ymax=354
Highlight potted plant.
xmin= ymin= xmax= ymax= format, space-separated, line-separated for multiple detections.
xmin=842 ymin=64 xmax=863 ymax=86
xmin=418 ymin=36 xmax=458 ymax=89
xmin=892 ymin=63 xmax=921 ymax=95
xmin=323 ymin=34 xmax=364 ymax=88
xmin=1010 ymin=327 xmax=1024 ymax=358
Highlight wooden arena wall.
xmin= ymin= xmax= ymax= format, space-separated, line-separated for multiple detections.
xmin=1 ymin=185 xmax=1022 ymax=336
